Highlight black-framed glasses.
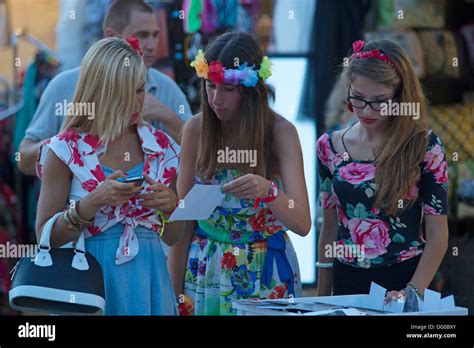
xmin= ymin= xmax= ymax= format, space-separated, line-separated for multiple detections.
xmin=346 ymin=88 xmax=396 ymax=112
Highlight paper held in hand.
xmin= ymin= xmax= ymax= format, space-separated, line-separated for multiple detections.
xmin=167 ymin=184 xmax=225 ymax=221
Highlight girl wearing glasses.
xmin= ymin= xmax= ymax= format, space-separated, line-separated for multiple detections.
xmin=316 ymin=40 xmax=448 ymax=304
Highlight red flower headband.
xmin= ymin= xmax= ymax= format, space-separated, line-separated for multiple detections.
xmin=125 ymin=36 xmax=143 ymax=56
xmin=351 ymin=40 xmax=395 ymax=68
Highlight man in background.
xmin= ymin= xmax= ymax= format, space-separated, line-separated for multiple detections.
xmin=18 ymin=0 xmax=191 ymax=176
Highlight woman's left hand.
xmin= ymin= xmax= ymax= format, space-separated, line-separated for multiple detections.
xmin=384 ymin=289 xmax=407 ymax=304
xmin=138 ymin=173 xmax=178 ymax=212
xmin=222 ymin=174 xmax=270 ymax=200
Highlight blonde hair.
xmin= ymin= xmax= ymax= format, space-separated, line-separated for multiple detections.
xmin=62 ymin=37 xmax=147 ymax=145
xmin=342 ymin=40 xmax=429 ymax=217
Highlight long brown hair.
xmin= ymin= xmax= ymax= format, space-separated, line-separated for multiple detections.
xmin=197 ymin=32 xmax=277 ymax=180
xmin=342 ymin=40 xmax=429 ymax=216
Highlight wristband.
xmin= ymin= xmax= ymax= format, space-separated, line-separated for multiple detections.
xmin=254 ymin=180 xmax=279 ymax=209
xmin=316 ymin=261 xmax=333 ymax=269
xmin=156 ymin=210 xmax=171 ymax=237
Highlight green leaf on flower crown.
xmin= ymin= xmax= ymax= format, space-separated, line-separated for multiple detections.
xmin=389 ymin=217 xmax=395 ymax=224
xmin=393 ymin=233 xmax=406 ymax=243
xmin=365 ymin=188 xmax=373 ymax=198
xmin=410 ymin=240 xmax=421 ymax=246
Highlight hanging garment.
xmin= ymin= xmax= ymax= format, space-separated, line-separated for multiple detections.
xmin=201 ymin=0 xmax=218 ymax=33
xmin=183 ymin=0 xmax=203 ymax=34
xmin=215 ymin=0 xmax=238 ymax=29
xmin=155 ymin=7 xmax=171 ymax=61
xmin=12 ymin=63 xmax=38 ymax=157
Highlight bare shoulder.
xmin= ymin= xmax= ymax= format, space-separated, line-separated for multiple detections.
xmin=273 ymin=113 xmax=298 ymax=142
xmin=183 ymin=113 xmax=202 ymax=138
xmin=44 ymin=148 xmax=72 ymax=179
xmin=330 ymin=125 xmax=354 ymax=153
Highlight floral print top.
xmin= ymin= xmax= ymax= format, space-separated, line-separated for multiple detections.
xmin=316 ymin=129 xmax=448 ymax=269
xmin=195 ymin=169 xmax=288 ymax=244
xmin=36 ymin=122 xmax=179 ymax=265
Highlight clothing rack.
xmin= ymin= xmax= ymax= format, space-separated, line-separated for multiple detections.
xmin=0 ymin=28 xmax=61 ymax=121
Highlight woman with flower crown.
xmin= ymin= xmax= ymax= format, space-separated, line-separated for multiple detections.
xmin=168 ymin=32 xmax=311 ymax=315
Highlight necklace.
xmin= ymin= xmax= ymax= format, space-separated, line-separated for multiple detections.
xmin=357 ymin=124 xmax=380 ymax=162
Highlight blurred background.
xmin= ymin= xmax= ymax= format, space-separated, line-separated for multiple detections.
xmin=0 ymin=0 xmax=473 ymax=314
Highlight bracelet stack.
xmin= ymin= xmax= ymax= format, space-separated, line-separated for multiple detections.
xmin=63 ymin=201 xmax=93 ymax=233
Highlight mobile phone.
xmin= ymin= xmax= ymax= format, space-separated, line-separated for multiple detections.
xmin=117 ymin=175 xmax=145 ymax=185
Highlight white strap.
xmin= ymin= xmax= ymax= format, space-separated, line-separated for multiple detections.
xmin=38 ymin=212 xmax=63 ymax=250
xmin=35 ymin=211 xmax=89 ymax=270
xmin=35 ymin=212 xmax=63 ymax=267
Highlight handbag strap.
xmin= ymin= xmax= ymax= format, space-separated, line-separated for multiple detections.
xmin=35 ymin=211 xmax=89 ymax=270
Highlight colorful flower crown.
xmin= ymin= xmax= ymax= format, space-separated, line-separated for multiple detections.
xmin=190 ymin=49 xmax=273 ymax=87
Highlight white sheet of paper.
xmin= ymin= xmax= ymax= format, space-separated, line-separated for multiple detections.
xmin=422 ymin=289 xmax=441 ymax=312
xmin=168 ymin=184 xmax=224 ymax=221
xmin=440 ymin=295 xmax=455 ymax=311
xmin=362 ymin=282 xmax=386 ymax=311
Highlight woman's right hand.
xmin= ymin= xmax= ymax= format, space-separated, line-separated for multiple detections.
xmin=89 ymin=170 xmax=143 ymax=208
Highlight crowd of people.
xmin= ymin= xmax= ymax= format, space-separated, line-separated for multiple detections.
xmin=20 ymin=0 xmax=448 ymax=315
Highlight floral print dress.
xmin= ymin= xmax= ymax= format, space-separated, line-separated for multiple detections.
xmin=183 ymin=169 xmax=302 ymax=315
xmin=316 ymin=129 xmax=448 ymax=269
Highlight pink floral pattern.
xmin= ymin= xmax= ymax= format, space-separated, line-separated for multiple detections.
xmin=338 ymin=162 xmax=375 ymax=185
xmin=348 ymin=218 xmax=391 ymax=259
xmin=317 ymin=130 xmax=448 ymax=268
xmin=36 ymin=123 xmax=179 ymax=265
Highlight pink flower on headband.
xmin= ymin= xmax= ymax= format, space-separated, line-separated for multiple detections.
xmin=208 ymin=61 xmax=224 ymax=85
xmin=351 ymin=39 xmax=395 ymax=68
xmin=126 ymin=36 xmax=143 ymax=56
xmin=353 ymin=40 xmax=365 ymax=54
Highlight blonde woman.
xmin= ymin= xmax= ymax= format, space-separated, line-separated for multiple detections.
xmin=35 ymin=37 xmax=182 ymax=315
xmin=316 ymin=40 xmax=449 ymax=304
